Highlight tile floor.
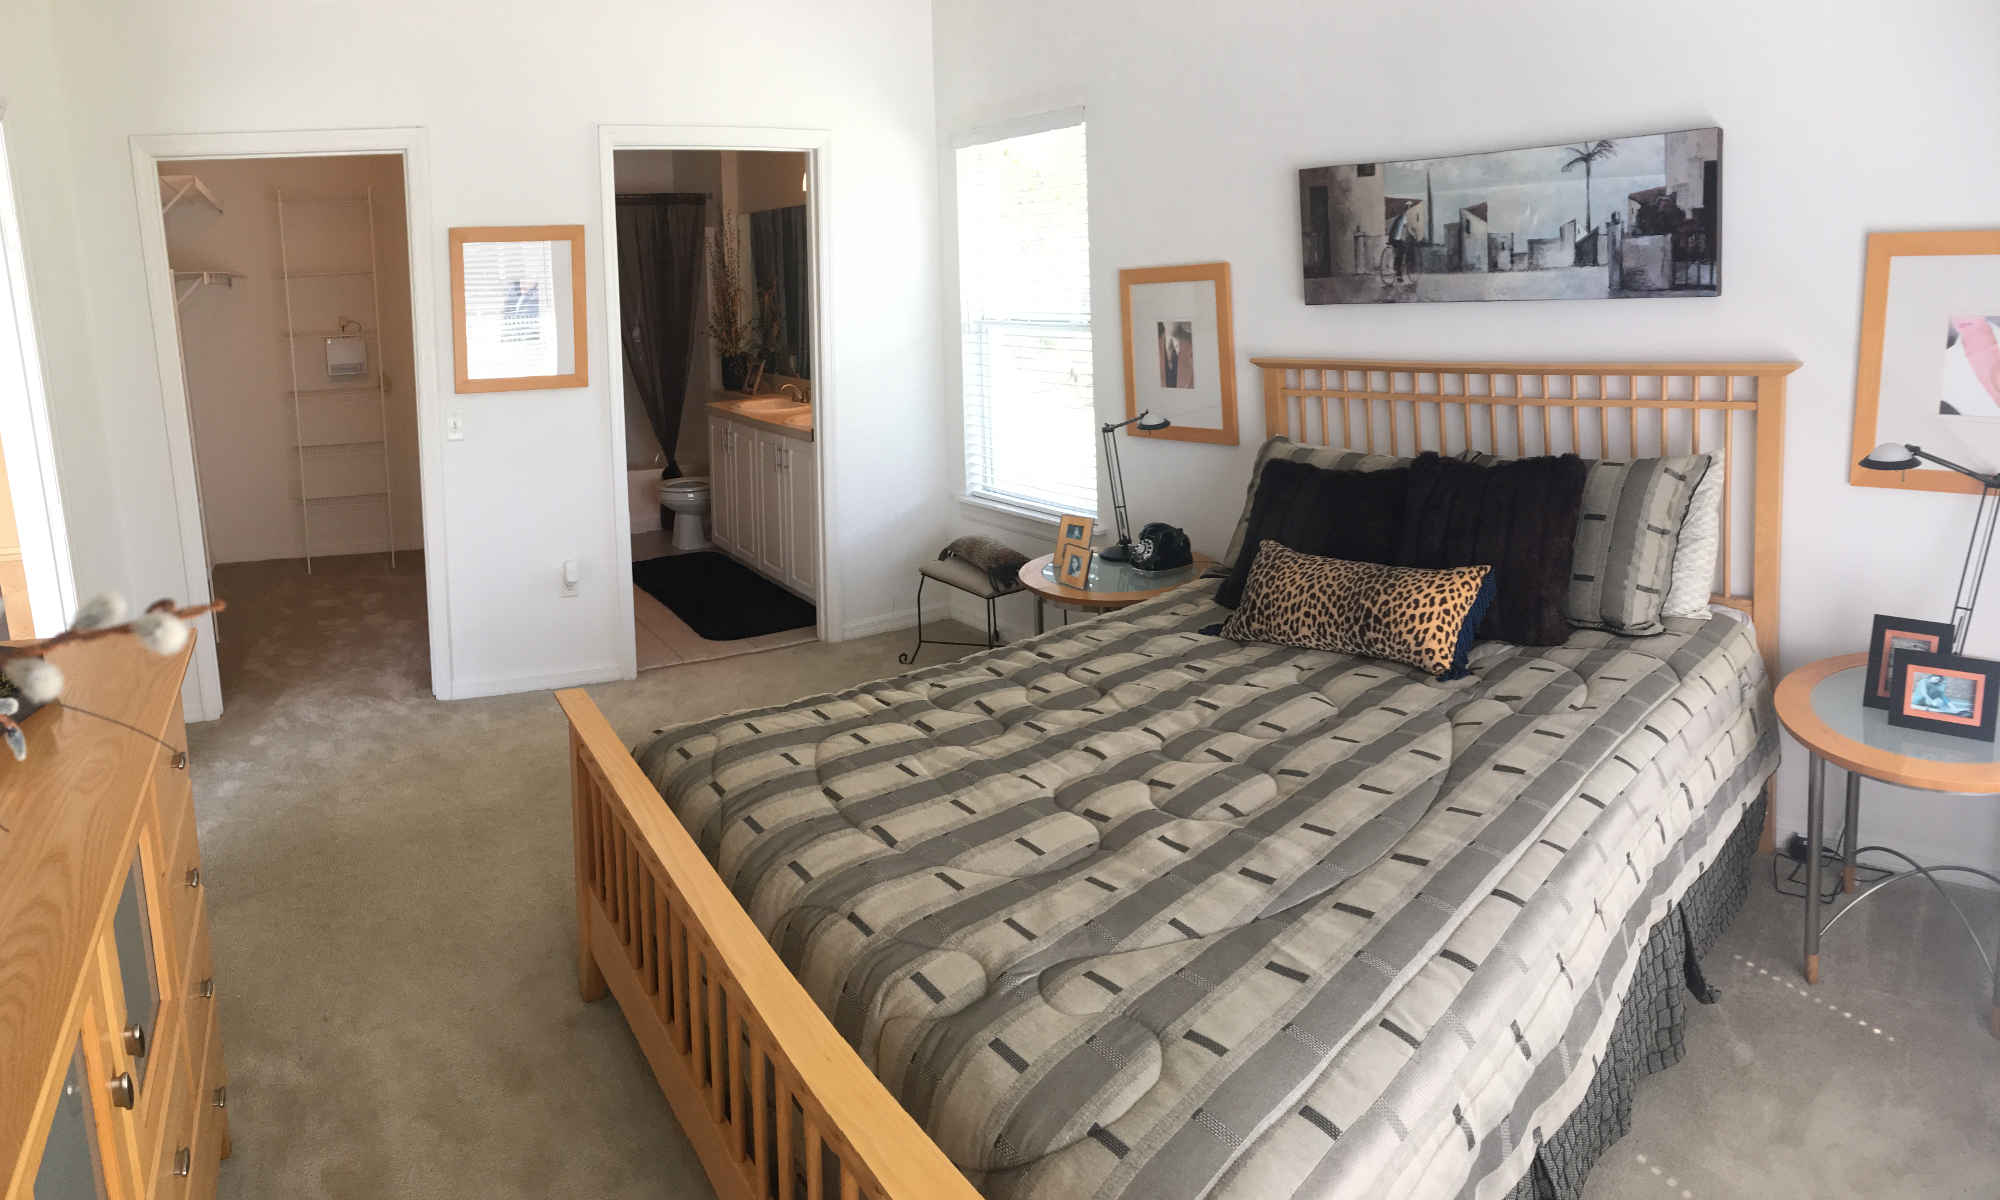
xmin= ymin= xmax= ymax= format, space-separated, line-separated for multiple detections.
xmin=631 ymin=532 xmax=817 ymax=670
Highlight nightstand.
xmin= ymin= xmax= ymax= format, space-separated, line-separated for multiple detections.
xmin=1773 ymin=652 xmax=2000 ymax=1036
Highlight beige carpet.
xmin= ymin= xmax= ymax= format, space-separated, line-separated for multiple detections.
xmin=195 ymin=555 xmax=2000 ymax=1198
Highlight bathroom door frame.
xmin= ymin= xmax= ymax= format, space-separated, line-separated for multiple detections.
xmin=597 ymin=125 xmax=835 ymax=677
xmin=128 ymin=127 xmax=450 ymax=718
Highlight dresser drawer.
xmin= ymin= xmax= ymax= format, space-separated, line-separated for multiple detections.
xmin=154 ymin=698 xmax=195 ymax=868
xmin=185 ymin=1055 xmax=227 ymax=1200
xmin=179 ymin=903 xmax=218 ymax=1071
xmin=157 ymin=812 xmax=205 ymax=978
xmin=144 ymin=1025 xmax=197 ymax=1200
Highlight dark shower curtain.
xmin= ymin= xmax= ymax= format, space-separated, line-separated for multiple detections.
xmin=750 ymin=205 xmax=810 ymax=379
xmin=616 ymin=193 xmax=707 ymax=477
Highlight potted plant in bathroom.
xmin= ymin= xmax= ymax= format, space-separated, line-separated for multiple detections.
xmin=705 ymin=212 xmax=757 ymax=391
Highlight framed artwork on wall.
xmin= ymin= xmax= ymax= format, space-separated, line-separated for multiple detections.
xmin=1297 ymin=127 xmax=1722 ymax=304
xmin=1119 ymin=263 xmax=1238 ymax=444
xmin=1851 ymin=230 xmax=2000 ymax=495
xmin=450 ymin=224 xmax=589 ymax=393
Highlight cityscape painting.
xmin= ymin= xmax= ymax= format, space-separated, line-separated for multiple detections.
xmin=1300 ymin=127 xmax=1721 ymax=304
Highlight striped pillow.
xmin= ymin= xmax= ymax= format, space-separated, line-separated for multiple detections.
xmin=1565 ymin=454 xmax=1712 ymax=634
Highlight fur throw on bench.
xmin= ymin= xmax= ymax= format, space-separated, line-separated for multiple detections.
xmin=939 ymin=536 xmax=1031 ymax=591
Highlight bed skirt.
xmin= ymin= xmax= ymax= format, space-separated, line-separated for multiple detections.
xmin=1501 ymin=790 xmax=1763 ymax=1200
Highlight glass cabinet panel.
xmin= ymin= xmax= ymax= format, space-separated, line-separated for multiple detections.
xmin=33 ymin=1039 xmax=109 ymax=1200
xmin=110 ymin=852 xmax=161 ymax=1087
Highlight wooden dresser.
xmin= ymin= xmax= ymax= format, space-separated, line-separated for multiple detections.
xmin=1 ymin=638 xmax=229 ymax=1199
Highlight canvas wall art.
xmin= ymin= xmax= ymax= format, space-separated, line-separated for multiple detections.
xmin=1299 ymin=127 xmax=1722 ymax=304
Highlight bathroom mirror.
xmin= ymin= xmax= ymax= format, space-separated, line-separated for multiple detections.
xmin=742 ymin=205 xmax=812 ymax=381
xmin=450 ymin=224 xmax=588 ymax=392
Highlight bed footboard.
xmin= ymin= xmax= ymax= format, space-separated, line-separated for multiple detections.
xmin=557 ymin=689 xmax=981 ymax=1200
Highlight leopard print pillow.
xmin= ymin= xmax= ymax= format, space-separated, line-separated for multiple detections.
xmin=1219 ymin=543 xmax=1494 ymax=679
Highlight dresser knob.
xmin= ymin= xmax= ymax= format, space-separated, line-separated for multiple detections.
xmin=107 ymin=1072 xmax=135 ymax=1109
xmin=172 ymin=750 xmax=188 ymax=770
xmin=172 ymin=1146 xmax=191 ymax=1177
xmin=196 ymin=977 xmax=214 ymax=1000
xmin=212 ymin=1085 xmax=228 ymax=1110
xmin=122 ymin=1022 xmax=147 ymax=1058
xmin=185 ymin=866 xmax=201 ymax=889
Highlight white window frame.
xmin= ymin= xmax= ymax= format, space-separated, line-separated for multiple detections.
xmin=947 ymin=108 xmax=1096 ymax=528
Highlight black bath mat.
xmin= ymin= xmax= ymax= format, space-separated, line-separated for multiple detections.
xmin=633 ymin=552 xmax=816 ymax=642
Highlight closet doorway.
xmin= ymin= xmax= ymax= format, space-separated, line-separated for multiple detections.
xmin=608 ymin=140 xmax=828 ymax=672
xmin=150 ymin=152 xmax=430 ymax=710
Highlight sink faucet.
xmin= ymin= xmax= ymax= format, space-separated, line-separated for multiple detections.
xmin=779 ymin=383 xmax=806 ymax=405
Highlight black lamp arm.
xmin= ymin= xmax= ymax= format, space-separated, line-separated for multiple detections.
xmin=1910 ymin=446 xmax=2000 ymax=490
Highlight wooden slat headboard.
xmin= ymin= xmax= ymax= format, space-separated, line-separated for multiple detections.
xmin=1250 ymin=357 xmax=1798 ymax=681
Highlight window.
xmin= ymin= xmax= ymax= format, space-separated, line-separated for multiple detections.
xmin=955 ymin=118 xmax=1094 ymax=516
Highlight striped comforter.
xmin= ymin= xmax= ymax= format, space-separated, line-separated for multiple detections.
xmin=636 ymin=580 xmax=1776 ymax=1200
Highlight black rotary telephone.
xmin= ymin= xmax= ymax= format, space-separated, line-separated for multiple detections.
xmin=1129 ymin=522 xmax=1193 ymax=571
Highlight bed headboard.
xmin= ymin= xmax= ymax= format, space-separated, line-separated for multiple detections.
xmin=1250 ymin=357 xmax=1798 ymax=681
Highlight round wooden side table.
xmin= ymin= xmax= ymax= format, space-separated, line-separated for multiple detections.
xmin=1773 ymin=652 xmax=2000 ymax=1036
xmin=1016 ymin=551 xmax=1216 ymax=632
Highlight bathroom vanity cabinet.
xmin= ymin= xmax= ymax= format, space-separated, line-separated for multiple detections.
xmin=707 ymin=407 xmax=816 ymax=602
xmin=1 ymin=637 xmax=229 ymax=1200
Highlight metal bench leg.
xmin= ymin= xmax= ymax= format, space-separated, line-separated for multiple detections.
xmin=985 ymin=597 xmax=999 ymax=647
xmin=898 ymin=575 xmax=928 ymax=665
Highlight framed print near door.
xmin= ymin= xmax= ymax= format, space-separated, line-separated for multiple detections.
xmin=450 ymin=224 xmax=589 ymax=393
xmin=1119 ymin=262 xmax=1238 ymax=444
xmin=1850 ymin=230 xmax=2000 ymax=496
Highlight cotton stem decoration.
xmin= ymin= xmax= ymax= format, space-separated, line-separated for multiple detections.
xmin=0 ymin=594 xmax=223 ymax=762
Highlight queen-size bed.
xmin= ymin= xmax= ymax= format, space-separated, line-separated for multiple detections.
xmin=557 ymin=357 xmax=1797 ymax=1200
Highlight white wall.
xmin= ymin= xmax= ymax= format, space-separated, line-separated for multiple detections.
xmin=163 ymin=156 xmax=421 ymax=562
xmin=6 ymin=0 xmax=945 ymax=709
xmin=933 ymin=0 xmax=2000 ymax=872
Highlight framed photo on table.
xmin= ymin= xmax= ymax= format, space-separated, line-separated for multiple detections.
xmin=1054 ymin=540 xmax=1093 ymax=588
xmin=1055 ymin=514 xmax=1095 ymax=552
xmin=1119 ymin=263 xmax=1238 ymax=444
xmin=1850 ymin=230 xmax=2000 ymax=496
xmin=1887 ymin=650 xmax=2000 ymax=741
xmin=1863 ymin=614 xmax=1955 ymax=710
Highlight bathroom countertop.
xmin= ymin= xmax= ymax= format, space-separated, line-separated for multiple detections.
xmin=708 ymin=394 xmax=813 ymax=440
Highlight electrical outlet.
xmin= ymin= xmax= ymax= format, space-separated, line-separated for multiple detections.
xmin=560 ymin=559 xmax=580 ymax=598
xmin=446 ymin=413 xmax=465 ymax=441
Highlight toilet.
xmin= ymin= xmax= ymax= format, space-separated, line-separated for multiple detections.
xmin=658 ymin=476 xmax=711 ymax=551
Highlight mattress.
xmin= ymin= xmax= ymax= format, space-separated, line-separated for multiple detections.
xmin=635 ymin=579 xmax=1777 ymax=1200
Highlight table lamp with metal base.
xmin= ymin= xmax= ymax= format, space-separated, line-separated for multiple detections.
xmin=1858 ymin=441 xmax=2000 ymax=645
xmin=1097 ymin=411 xmax=1172 ymax=562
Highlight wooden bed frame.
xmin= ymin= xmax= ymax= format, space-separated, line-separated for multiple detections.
xmin=555 ymin=357 xmax=1797 ymax=1200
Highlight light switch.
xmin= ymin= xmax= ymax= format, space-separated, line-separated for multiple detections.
xmin=446 ymin=413 xmax=465 ymax=441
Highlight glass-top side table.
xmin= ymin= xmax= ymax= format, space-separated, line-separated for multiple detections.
xmin=1017 ymin=551 xmax=1216 ymax=632
xmin=1775 ymin=652 xmax=2000 ymax=1037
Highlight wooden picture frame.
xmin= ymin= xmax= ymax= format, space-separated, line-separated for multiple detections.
xmin=1054 ymin=539 xmax=1093 ymax=588
xmin=1120 ymin=262 xmax=1238 ymax=444
xmin=1887 ymin=650 xmax=2000 ymax=741
xmin=1863 ymin=613 xmax=1955 ymax=710
xmin=450 ymin=224 xmax=589 ymax=393
xmin=1055 ymin=514 xmax=1095 ymax=553
xmin=1850 ymin=229 xmax=2000 ymax=495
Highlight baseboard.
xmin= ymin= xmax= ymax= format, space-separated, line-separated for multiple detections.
xmin=448 ymin=660 xmax=625 ymax=700
xmin=840 ymin=607 xmax=917 ymax=640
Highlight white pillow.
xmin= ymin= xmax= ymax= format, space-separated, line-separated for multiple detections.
xmin=1662 ymin=450 xmax=1723 ymax=617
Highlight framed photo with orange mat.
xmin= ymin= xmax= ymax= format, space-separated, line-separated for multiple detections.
xmin=1054 ymin=540 xmax=1093 ymax=588
xmin=1887 ymin=650 xmax=2000 ymax=741
xmin=1863 ymin=613 xmax=1954 ymax=710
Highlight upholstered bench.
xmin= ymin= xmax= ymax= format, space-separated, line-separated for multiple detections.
xmin=898 ymin=554 xmax=1025 ymax=664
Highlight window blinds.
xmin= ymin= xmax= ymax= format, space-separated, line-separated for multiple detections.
xmin=460 ymin=240 xmax=561 ymax=380
xmin=955 ymin=121 xmax=1095 ymax=516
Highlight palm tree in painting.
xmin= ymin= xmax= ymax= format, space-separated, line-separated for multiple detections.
xmin=1560 ymin=140 xmax=1618 ymax=234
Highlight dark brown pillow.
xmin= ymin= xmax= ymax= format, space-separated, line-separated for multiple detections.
xmin=1396 ymin=452 xmax=1587 ymax=645
xmin=1216 ymin=458 xmax=1409 ymax=608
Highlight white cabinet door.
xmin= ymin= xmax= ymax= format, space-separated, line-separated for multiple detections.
xmin=755 ymin=429 xmax=788 ymax=579
xmin=730 ymin=420 xmax=761 ymax=564
xmin=707 ymin=419 xmax=731 ymax=550
xmin=783 ymin=441 xmax=817 ymax=600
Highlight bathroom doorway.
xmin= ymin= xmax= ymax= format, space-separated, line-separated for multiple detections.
xmin=611 ymin=145 xmax=823 ymax=670
xmin=144 ymin=149 xmax=432 ymax=711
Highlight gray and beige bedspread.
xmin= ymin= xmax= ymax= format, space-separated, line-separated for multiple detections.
xmin=635 ymin=581 xmax=1776 ymax=1200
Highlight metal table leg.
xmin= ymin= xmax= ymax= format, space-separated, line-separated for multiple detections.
xmin=1034 ymin=596 xmax=1044 ymax=635
xmin=1804 ymin=753 xmax=1825 ymax=984
xmin=1842 ymin=769 xmax=1861 ymax=893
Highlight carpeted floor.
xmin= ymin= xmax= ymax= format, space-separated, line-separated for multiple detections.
xmin=195 ymin=556 xmax=2000 ymax=1198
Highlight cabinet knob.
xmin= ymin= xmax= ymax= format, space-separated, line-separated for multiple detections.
xmin=122 ymin=1022 xmax=147 ymax=1058
xmin=185 ymin=866 xmax=201 ymax=889
xmin=107 ymin=1072 xmax=135 ymax=1109
xmin=197 ymin=977 xmax=215 ymax=1000
xmin=172 ymin=750 xmax=188 ymax=770
xmin=212 ymin=1085 xmax=228 ymax=1110
xmin=172 ymin=1146 xmax=192 ymax=1177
